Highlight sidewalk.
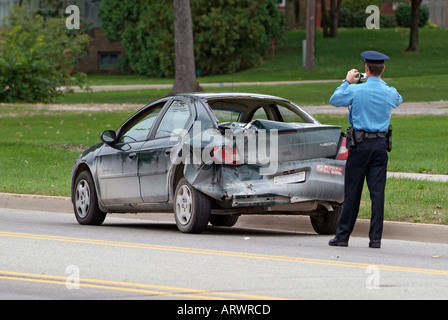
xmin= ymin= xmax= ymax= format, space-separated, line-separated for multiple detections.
xmin=53 ymin=81 xmax=448 ymax=115
xmin=387 ymin=172 xmax=448 ymax=182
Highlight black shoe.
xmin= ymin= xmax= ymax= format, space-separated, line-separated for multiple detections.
xmin=369 ymin=240 xmax=381 ymax=248
xmin=328 ymin=238 xmax=348 ymax=247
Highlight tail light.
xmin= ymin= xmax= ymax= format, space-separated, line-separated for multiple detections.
xmin=336 ymin=136 xmax=348 ymax=160
xmin=211 ymin=145 xmax=241 ymax=165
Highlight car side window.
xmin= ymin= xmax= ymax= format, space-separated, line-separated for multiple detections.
xmin=155 ymin=100 xmax=191 ymax=138
xmin=120 ymin=105 xmax=163 ymax=143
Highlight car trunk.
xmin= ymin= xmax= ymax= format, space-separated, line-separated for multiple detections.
xmin=218 ymin=119 xmax=342 ymax=164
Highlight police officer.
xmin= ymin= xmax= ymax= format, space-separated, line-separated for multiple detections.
xmin=328 ymin=51 xmax=403 ymax=248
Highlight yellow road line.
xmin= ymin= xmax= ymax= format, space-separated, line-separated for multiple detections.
xmin=1 ymin=231 xmax=447 ymax=277
xmin=0 ymin=270 xmax=284 ymax=300
xmin=0 ymin=271 xmax=223 ymax=299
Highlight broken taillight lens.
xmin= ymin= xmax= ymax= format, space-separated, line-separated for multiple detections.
xmin=211 ymin=145 xmax=241 ymax=165
xmin=336 ymin=136 xmax=348 ymax=160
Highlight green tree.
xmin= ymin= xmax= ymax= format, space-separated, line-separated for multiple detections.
xmin=0 ymin=6 xmax=89 ymax=102
xmin=395 ymin=0 xmax=429 ymax=52
xmin=99 ymin=0 xmax=283 ymax=77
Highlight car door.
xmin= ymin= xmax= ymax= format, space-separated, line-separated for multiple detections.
xmin=96 ymin=103 xmax=165 ymax=206
xmin=139 ymin=99 xmax=193 ymax=203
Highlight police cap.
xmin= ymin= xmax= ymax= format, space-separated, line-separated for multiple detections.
xmin=361 ymin=51 xmax=389 ymax=64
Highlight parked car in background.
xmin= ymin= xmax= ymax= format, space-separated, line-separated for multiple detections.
xmin=71 ymin=93 xmax=347 ymax=234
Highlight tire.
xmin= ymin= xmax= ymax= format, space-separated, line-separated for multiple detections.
xmin=174 ymin=178 xmax=211 ymax=234
xmin=209 ymin=214 xmax=239 ymax=227
xmin=310 ymin=206 xmax=341 ymax=235
xmin=73 ymin=171 xmax=106 ymax=226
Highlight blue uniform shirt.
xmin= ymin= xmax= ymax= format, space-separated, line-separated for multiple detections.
xmin=329 ymin=77 xmax=403 ymax=132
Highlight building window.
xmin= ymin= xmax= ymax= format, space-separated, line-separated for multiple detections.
xmin=98 ymin=52 xmax=120 ymax=71
xmin=276 ymin=0 xmax=286 ymax=6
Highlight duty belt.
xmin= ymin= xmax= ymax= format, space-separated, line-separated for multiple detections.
xmin=346 ymin=126 xmax=392 ymax=152
xmin=363 ymin=132 xmax=387 ymax=139
xmin=354 ymin=131 xmax=386 ymax=143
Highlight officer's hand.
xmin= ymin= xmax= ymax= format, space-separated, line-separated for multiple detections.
xmin=345 ymin=69 xmax=359 ymax=84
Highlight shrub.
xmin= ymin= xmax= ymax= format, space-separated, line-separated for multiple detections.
xmin=0 ymin=6 xmax=89 ymax=103
xmin=99 ymin=0 xmax=283 ymax=77
xmin=380 ymin=14 xmax=398 ymax=28
xmin=395 ymin=2 xmax=429 ymax=28
xmin=338 ymin=0 xmax=397 ymax=28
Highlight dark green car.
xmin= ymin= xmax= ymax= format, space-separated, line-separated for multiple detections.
xmin=71 ymin=93 xmax=347 ymax=234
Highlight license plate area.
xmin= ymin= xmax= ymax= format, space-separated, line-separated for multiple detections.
xmin=274 ymin=171 xmax=306 ymax=184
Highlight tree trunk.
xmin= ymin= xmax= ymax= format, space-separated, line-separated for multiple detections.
xmin=169 ymin=0 xmax=202 ymax=95
xmin=285 ymin=0 xmax=300 ymax=29
xmin=305 ymin=0 xmax=315 ymax=70
xmin=321 ymin=0 xmax=329 ymax=38
xmin=406 ymin=0 xmax=423 ymax=52
xmin=329 ymin=0 xmax=342 ymax=38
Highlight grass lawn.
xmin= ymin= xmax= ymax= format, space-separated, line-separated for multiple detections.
xmin=69 ymin=28 xmax=448 ymax=106
xmin=361 ymin=178 xmax=447 ymax=224
xmin=59 ymin=73 xmax=448 ymax=106
xmin=84 ymin=28 xmax=448 ymax=84
xmin=0 ymin=108 xmax=133 ymax=196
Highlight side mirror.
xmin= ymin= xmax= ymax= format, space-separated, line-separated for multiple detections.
xmin=100 ymin=130 xmax=117 ymax=145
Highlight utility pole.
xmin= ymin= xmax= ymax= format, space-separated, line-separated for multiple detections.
xmin=305 ymin=0 xmax=316 ymax=70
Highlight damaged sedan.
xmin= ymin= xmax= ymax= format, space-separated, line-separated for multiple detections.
xmin=71 ymin=93 xmax=347 ymax=234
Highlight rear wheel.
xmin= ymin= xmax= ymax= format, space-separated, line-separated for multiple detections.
xmin=174 ymin=178 xmax=211 ymax=234
xmin=73 ymin=171 xmax=106 ymax=226
xmin=310 ymin=206 xmax=341 ymax=235
xmin=209 ymin=214 xmax=239 ymax=227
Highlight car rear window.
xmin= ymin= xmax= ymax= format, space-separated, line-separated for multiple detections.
xmin=211 ymin=108 xmax=241 ymax=123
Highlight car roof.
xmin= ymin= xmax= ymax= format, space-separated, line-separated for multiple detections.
xmin=173 ymin=92 xmax=291 ymax=102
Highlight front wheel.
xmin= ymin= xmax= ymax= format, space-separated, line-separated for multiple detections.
xmin=73 ymin=171 xmax=106 ymax=226
xmin=310 ymin=206 xmax=341 ymax=235
xmin=174 ymin=178 xmax=211 ymax=234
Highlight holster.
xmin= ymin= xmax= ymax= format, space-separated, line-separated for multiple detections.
xmin=386 ymin=125 xmax=393 ymax=152
xmin=354 ymin=131 xmax=366 ymax=144
xmin=346 ymin=127 xmax=355 ymax=150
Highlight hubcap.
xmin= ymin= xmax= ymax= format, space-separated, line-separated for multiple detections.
xmin=176 ymin=185 xmax=192 ymax=225
xmin=75 ymin=179 xmax=90 ymax=218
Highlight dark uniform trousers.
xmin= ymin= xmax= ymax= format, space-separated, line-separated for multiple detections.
xmin=336 ymin=137 xmax=388 ymax=242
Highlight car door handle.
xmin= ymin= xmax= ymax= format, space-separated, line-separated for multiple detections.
xmin=128 ymin=152 xmax=137 ymax=160
xmin=164 ymin=148 xmax=172 ymax=156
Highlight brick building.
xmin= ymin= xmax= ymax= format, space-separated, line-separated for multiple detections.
xmin=0 ymin=0 xmax=125 ymax=74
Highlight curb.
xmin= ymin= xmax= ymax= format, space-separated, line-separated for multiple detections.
xmin=387 ymin=172 xmax=448 ymax=182
xmin=1 ymin=192 xmax=447 ymax=244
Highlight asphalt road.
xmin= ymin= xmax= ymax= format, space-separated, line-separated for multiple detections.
xmin=0 ymin=208 xmax=447 ymax=301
